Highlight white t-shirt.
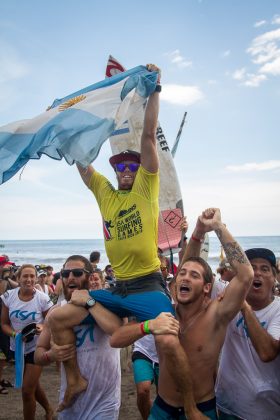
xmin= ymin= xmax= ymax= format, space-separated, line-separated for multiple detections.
xmin=215 ymin=297 xmax=280 ymax=420
xmin=133 ymin=334 xmax=159 ymax=364
xmin=1 ymin=287 xmax=53 ymax=354
xmin=58 ymin=301 xmax=121 ymax=420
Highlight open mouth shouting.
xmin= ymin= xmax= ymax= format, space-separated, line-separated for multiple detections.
xmin=252 ymin=280 xmax=262 ymax=290
xmin=179 ymin=284 xmax=192 ymax=295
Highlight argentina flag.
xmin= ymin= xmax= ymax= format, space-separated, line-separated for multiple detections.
xmin=0 ymin=65 xmax=158 ymax=185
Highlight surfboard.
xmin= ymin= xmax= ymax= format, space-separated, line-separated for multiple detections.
xmin=106 ymin=56 xmax=184 ymax=254
xmin=200 ymin=233 xmax=210 ymax=261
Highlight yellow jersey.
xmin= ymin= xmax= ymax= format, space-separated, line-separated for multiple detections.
xmin=89 ymin=166 xmax=160 ymax=280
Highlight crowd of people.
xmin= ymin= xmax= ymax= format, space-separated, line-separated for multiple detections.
xmin=1 ymin=63 xmax=280 ymax=420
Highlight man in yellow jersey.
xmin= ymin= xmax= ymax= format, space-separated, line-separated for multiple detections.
xmin=48 ymin=64 xmax=206 ymax=419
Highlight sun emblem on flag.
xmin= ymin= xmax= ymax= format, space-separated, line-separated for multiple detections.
xmin=58 ymin=94 xmax=86 ymax=111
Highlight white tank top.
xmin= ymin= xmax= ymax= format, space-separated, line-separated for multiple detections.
xmin=58 ymin=302 xmax=121 ymax=420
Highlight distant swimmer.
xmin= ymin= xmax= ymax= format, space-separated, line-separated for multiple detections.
xmin=48 ymin=64 xmax=206 ymax=419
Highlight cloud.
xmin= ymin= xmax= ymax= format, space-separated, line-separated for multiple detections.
xmin=272 ymin=14 xmax=280 ymax=25
xmin=164 ymin=50 xmax=192 ymax=69
xmin=254 ymin=20 xmax=266 ymax=28
xmin=232 ymin=18 xmax=280 ymax=87
xmin=246 ymin=27 xmax=280 ymax=77
xmin=260 ymin=56 xmax=280 ymax=75
xmin=226 ymin=160 xmax=280 ymax=172
xmin=242 ymin=73 xmax=267 ymax=87
xmin=232 ymin=68 xmax=246 ymax=80
xmin=161 ymin=84 xmax=204 ymax=106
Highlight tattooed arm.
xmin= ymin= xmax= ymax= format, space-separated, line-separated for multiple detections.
xmin=200 ymin=208 xmax=254 ymax=323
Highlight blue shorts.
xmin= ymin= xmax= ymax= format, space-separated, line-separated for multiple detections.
xmin=133 ymin=357 xmax=159 ymax=386
xmin=84 ymin=273 xmax=174 ymax=323
xmin=149 ymin=395 xmax=218 ymax=420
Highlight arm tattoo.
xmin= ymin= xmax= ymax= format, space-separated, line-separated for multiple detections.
xmin=223 ymin=242 xmax=250 ymax=265
xmin=216 ymin=228 xmax=250 ymax=266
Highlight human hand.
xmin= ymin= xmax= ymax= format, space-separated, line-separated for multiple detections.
xmin=149 ymin=312 xmax=179 ymax=336
xmin=180 ymin=216 xmax=188 ymax=234
xmin=36 ymin=324 xmax=44 ymax=335
xmin=69 ymin=289 xmax=90 ymax=307
xmin=146 ymin=64 xmax=161 ymax=82
xmin=50 ymin=340 xmax=76 ymax=362
xmin=241 ymin=300 xmax=251 ymax=313
xmin=197 ymin=208 xmax=222 ymax=234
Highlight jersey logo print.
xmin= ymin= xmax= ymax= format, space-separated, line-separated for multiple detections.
xmin=103 ymin=219 xmax=114 ymax=241
xmin=75 ymin=326 xmax=95 ymax=348
xmin=10 ymin=310 xmax=38 ymax=321
xmin=236 ymin=317 xmax=266 ymax=338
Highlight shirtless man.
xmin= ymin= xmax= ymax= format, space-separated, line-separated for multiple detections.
xmin=110 ymin=208 xmax=254 ymax=419
xmin=48 ymin=65 xmax=204 ymax=419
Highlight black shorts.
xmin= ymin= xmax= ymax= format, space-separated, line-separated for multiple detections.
xmin=10 ymin=350 xmax=35 ymax=365
xmin=0 ymin=328 xmax=12 ymax=361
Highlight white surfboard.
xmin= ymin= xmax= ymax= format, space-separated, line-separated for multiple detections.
xmin=200 ymin=233 xmax=210 ymax=261
xmin=106 ymin=56 xmax=184 ymax=254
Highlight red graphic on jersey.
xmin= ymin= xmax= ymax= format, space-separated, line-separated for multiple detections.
xmin=103 ymin=219 xmax=114 ymax=240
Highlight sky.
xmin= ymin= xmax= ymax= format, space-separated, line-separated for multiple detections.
xmin=1 ymin=0 xmax=280 ymax=240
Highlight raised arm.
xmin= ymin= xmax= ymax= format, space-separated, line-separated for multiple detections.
xmin=179 ymin=210 xmax=211 ymax=267
xmin=140 ymin=64 xmax=160 ymax=173
xmin=205 ymin=209 xmax=254 ymax=322
xmin=76 ymin=163 xmax=95 ymax=187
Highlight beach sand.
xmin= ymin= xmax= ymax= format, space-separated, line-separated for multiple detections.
xmin=0 ymin=352 xmax=156 ymax=419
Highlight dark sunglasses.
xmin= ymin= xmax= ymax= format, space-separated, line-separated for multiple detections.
xmin=115 ymin=163 xmax=140 ymax=172
xmin=61 ymin=268 xmax=90 ymax=278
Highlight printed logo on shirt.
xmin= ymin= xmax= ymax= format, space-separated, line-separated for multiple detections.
xmin=10 ymin=310 xmax=38 ymax=321
xmin=75 ymin=325 xmax=95 ymax=348
xmin=103 ymin=219 xmax=114 ymax=241
xmin=117 ymin=204 xmax=143 ymax=240
xmin=236 ymin=317 xmax=266 ymax=338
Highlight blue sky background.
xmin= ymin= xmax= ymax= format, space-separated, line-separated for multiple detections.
xmin=1 ymin=0 xmax=279 ymax=239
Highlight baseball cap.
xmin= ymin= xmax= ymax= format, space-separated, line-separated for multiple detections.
xmin=0 ymin=256 xmax=15 ymax=266
xmin=109 ymin=150 xmax=140 ymax=168
xmin=37 ymin=269 xmax=47 ymax=277
xmin=245 ymin=248 xmax=276 ymax=268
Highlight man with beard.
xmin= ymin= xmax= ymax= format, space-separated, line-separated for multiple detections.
xmin=35 ymin=255 xmax=122 ymax=420
xmin=109 ymin=208 xmax=254 ymax=419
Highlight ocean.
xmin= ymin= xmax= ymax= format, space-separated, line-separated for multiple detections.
xmin=1 ymin=236 xmax=279 ymax=274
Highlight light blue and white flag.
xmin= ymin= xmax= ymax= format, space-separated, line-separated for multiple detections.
xmin=0 ymin=65 xmax=158 ymax=185
xmin=15 ymin=332 xmax=24 ymax=388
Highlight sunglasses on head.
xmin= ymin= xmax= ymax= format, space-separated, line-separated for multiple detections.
xmin=61 ymin=268 xmax=90 ymax=278
xmin=115 ymin=163 xmax=140 ymax=173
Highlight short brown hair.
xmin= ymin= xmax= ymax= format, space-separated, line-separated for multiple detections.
xmin=64 ymin=255 xmax=93 ymax=274
xmin=180 ymin=257 xmax=213 ymax=284
xmin=15 ymin=264 xmax=36 ymax=280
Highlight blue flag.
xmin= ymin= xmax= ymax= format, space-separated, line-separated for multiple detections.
xmin=0 ymin=65 xmax=158 ymax=184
